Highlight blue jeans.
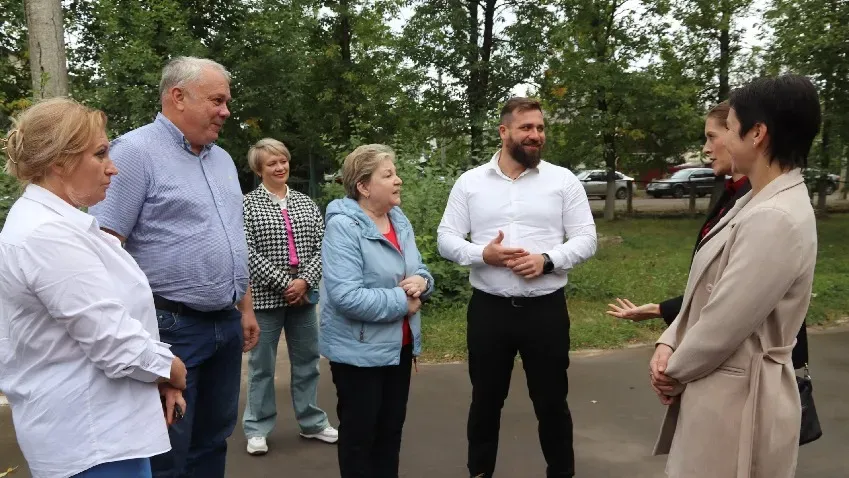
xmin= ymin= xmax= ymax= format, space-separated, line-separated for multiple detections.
xmin=73 ymin=458 xmax=152 ymax=477
xmin=149 ymin=307 xmax=243 ymax=478
xmin=243 ymin=305 xmax=329 ymax=438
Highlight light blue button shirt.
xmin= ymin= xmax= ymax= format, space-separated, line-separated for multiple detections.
xmin=89 ymin=113 xmax=249 ymax=311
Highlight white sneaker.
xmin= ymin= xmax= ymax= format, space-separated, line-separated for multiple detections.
xmin=246 ymin=436 xmax=268 ymax=455
xmin=300 ymin=425 xmax=339 ymax=444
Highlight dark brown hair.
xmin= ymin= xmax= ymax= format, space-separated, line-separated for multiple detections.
xmin=706 ymin=100 xmax=730 ymax=127
xmin=729 ymin=74 xmax=821 ymax=170
xmin=500 ymin=97 xmax=543 ymax=125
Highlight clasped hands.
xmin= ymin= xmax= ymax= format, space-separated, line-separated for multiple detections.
xmin=400 ymin=276 xmax=426 ymax=316
xmin=650 ymin=344 xmax=685 ymax=405
xmin=284 ymin=278 xmax=310 ymax=306
xmin=482 ymin=230 xmax=545 ymax=279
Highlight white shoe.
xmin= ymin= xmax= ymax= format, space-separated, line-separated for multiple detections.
xmin=300 ymin=425 xmax=339 ymax=444
xmin=246 ymin=436 xmax=268 ymax=455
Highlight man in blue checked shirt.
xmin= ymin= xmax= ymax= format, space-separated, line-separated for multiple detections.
xmin=90 ymin=56 xmax=260 ymax=478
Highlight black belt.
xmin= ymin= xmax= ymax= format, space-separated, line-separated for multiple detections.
xmin=472 ymin=287 xmax=565 ymax=308
xmin=153 ymin=295 xmax=233 ymax=317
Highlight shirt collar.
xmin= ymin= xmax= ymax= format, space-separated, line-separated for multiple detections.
xmin=261 ymin=183 xmax=289 ymax=204
xmin=486 ymin=149 xmax=539 ymax=180
xmin=22 ymin=184 xmax=98 ymax=230
xmin=155 ymin=113 xmax=215 ymax=156
xmin=726 ymin=176 xmax=749 ymax=194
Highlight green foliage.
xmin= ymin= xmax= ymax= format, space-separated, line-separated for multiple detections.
xmin=765 ymin=0 xmax=849 ymax=182
xmin=420 ymin=215 xmax=849 ymax=361
xmin=0 ymin=0 xmax=30 ymax=130
xmin=538 ymin=0 xmax=704 ymax=190
xmin=0 ymin=172 xmax=20 ymax=227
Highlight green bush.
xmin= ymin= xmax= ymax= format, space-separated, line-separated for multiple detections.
xmin=318 ymin=159 xmax=472 ymax=308
xmin=0 ymin=173 xmax=20 ymax=229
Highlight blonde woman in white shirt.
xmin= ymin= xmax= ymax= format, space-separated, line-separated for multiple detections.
xmin=0 ymin=98 xmax=188 ymax=478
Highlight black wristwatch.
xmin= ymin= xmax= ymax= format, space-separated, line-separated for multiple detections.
xmin=542 ymin=253 xmax=554 ymax=274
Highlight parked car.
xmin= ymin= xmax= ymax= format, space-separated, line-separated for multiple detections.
xmin=576 ymin=170 xmax=634 ymax=199
xmin=646 ymin=167 xmax=717 ymax=198
xmin=803 ymin=168 xmax=840 ymax=195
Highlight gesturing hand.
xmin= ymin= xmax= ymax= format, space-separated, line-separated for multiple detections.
xmin=400 ymin=276 xmax=427 ymax=298
xmin=483 ymin=230 xmax=529 ymax=267
xmin=606 ymin=298 xmax=662 ymax=322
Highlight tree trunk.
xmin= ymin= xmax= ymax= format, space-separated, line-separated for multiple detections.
xmin=710 ymin=2 xmax=732 ymax=211
xmin=337 ymin=0 xmax=353 ymax=144
xmin=718 ymin=3 xmax=731 ymax=102
xmin=466 ymin=0 xmax=482 ymax=162
xmin=598 ymin=92 xmax=615 ymax=220
xmin=841 ymin=147 xmax=848 ymax=200
xmin=467 ymin=0 xmax=496 ymax=164
xmin=24 ymin=0 xmax=69 ymax=99
xmin=593 ymin=5 xmax=616 ymax=221
xmin=817 ymin=104 xmax=831 ymax=212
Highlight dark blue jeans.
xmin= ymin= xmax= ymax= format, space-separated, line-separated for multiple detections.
xmin=150 ymin=307 xmax=243 ymax=478
xmin=73 ymin=458 xmax=152 ymax=477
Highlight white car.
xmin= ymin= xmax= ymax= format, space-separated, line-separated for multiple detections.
xmin=576 ymin=170 xmax=634 ymax=199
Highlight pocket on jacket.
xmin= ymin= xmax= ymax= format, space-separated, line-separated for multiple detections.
xmin=350 ymin=321 xmax=365 ymax=343
xmin=716 ymin=365 xmax=746 ymax=376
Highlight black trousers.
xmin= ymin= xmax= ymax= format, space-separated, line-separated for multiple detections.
xmin=330 ymin=344 xmax=413 ymax=478
xmin=467 ymin=288 xmax=574 ymax=478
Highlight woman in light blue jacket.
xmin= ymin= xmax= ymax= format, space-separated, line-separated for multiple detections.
xmin=320 ymin=144 xmax=434 ymax=478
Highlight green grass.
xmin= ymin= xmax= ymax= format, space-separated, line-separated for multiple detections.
xmin=420 ymin=216 xmax=849 ymax=362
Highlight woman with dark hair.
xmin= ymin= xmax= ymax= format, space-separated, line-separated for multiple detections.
xmin=606 ymin=100 xmax=809 ymax=370
xmin=606 ymin=101 xmax=749 ymax=323
xmin=648 ymin=74 xmax=821 ymax=478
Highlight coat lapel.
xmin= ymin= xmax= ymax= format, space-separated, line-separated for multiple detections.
xmin=680 ymin=169 xmax=807 ymax=325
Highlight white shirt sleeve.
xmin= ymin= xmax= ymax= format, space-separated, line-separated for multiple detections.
xmin=437 ymin=175 xmax=487 ymax=266
xmin=547 ymin=174 xmax=598 ymax=271
xmin=20 ymin=222 xmax=174 ymax=382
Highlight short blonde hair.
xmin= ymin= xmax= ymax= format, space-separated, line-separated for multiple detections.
xmin=3 ymin=97 xmax=107 ymax=186
xmin=247 ymin=138 xmax=291 ymax=176
xmin=341 ymin=144 xmax=396 ymax=200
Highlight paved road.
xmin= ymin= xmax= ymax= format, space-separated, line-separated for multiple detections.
xmin=2 ymin=328 xmax=848 ymax=477
xmin=588 ymin=193 xmax=848 ymax=214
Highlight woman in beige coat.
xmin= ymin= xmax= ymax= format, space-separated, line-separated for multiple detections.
xmin=649 ymin=74 xmax=822 ymax=478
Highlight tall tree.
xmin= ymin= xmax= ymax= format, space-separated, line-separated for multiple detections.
xmin=0 ymin=0 xmax=31 ymax=128
xmin=24 ymin=0 xmax=68 ymax=98
xmin=767 ymin=0 xmax=849 ymax=211
xmin=674 ymin=0 xmax=754 ymax=208
xmin=541 ymin=0 xmax=675 ymax=220
xmin=403 ymin=0 xmax=549 ymax=164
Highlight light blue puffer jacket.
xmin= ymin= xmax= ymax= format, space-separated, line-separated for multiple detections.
xmin=319 ymin=198 xmax=435 ymax=367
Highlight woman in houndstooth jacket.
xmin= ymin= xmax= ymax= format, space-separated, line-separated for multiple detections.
xmin=241 ymin=138 xmax=338 ymax=456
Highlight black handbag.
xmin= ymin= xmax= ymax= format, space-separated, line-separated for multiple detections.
xmin=797 ymin=364 xmax=822 ymax=445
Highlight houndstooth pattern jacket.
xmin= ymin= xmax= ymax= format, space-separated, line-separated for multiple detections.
xmin=243 ymin=186 xmax=324 ymax=310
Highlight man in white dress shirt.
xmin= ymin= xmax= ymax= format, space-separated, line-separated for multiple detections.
xmin=437 ymin=97 xmax=597 ymax=478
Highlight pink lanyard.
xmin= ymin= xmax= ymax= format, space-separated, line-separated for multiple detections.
xmin=281 ymin=208 xmax=299 ymax=267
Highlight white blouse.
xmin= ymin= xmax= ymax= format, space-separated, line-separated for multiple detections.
xmin=0 ymin=184 xmax=174 ymax=478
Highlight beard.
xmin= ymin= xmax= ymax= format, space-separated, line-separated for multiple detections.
xmin=507 ymin=136 xmax=543 ymax=169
